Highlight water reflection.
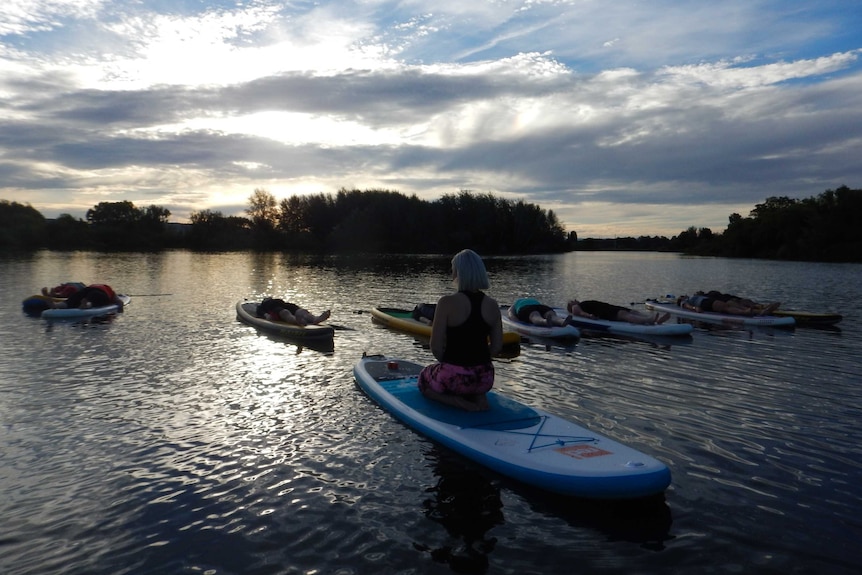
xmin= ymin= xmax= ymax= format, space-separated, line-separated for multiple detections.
xmin=237 ymin=325 xmax=336 ymax=354
xmin=3 ymin=250 xmax=860 ymax=575
xmin=579 ymin=330 xmax=694 ymax=349
xmin=524 ymin=488 xmax=673 ymax=552
xmin=415 ymin=449 xmax=505 ymax=574
xmin=517 ymin=335 xmax=580 ymax=352
xmin=672 ymin=316 xmax=798 ymax=337
xmin=413 ymin=445 xmax=673 ymax=575
xmin=41 ymin=313 xmax=124 ymax=331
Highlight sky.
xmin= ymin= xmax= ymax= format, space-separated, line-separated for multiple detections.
xmin=1 ymin=1 xmax=860 ymax=239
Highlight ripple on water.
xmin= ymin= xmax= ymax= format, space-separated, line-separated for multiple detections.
xmin=2 ymin=252 xmax=861 ymax=574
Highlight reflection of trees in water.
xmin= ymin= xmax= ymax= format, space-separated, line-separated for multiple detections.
xmin=414 ymin=452 xmax=504 ymax=574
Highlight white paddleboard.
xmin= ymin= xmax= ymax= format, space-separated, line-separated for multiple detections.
xmin=501 ymin=306 xmax=580 ymax=339
xmin=552 ymin=308 xmax=694 ymax=336
xmin=41 ymin=295 xmax=130 ymax=320
xmin=645 ymin=299 xmax=795 ymax=327
xmin=354 ymin=355 xmax=671 ymax=499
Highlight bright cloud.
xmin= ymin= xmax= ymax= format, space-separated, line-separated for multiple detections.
xmin=1 ymin=0 xmax=860 ymax=238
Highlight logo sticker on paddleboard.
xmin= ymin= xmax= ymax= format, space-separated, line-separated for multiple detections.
xmin=555 ymin=444 xmax=612 ymax=459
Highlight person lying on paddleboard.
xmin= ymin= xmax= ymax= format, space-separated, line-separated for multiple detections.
xmin=696 ymin=291 xmax=780 ymax=314
xmin=418 ymin=249 xmax=503 ymax=412
xmin=567 ymin=299 xmax=671 ymax=325
xmin=677 ymin=294 xmax=775 ymax=316
xmin=509 ymin=297 xmax=573 ymax=327
xmin=41 ymin=282 xmax=87 ymax=298
xmin=256 ymin=298 xmax=330 ymax=326
xmin=49 ymin=284 xmax=123 ymax=310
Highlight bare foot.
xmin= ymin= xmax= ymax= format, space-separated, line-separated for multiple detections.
xmin=313 ymin=310 xmax=331 ymax=324
xmin=761 ymin=302 xmax=780 ymax=315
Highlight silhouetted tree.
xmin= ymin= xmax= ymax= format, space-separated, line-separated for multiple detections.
xmin=246 ymin=188 xmax=279 ymax=248
xmin=47 ymin=214 xmax=91 ymax=249
xmin=684 ymin=186 xmax=862 ymax=261
xmin=189 ymin=209 xmax=251 ymax=250
xmin=84 ymin=200 xmax=171 ymax=250
xmin=0 ymin=200 xmax=46 ymax=249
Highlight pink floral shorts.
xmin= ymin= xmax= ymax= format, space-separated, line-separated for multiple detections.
xmin=418 ymin=362 xmax=494 ymax=396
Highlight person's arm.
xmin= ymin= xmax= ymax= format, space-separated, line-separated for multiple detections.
xmin=681 ymin=301 xmax=701 ymax=312
xmin=485 ymin=298 xmax=503 ymax=357
xmin=429 ymin=296 xmax=450 ymax=361
xmin=568 ymin=302 xmax=595 ymax=319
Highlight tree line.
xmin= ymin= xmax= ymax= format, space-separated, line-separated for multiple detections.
xmin=0 ymin=189 xmax=572 ymax=254
xmin=2 ymin=185 xmax=859 ymax=261
xmin=690 ymin=186 xmax=862 ymax=262
xmin=568 ymin=186 xmax=861 ymax=263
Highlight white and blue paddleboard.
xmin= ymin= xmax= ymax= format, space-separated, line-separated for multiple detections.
xmin=41 ymin=295 xmax=131 ymax=320
xmin=500 ymin=306 xmax=580 ymax=339
xmin=644 ymin=299 xmax=795 ymax=328
xmin=354 ymin=355 xmax=671 ymax=499
xmin=552 ymin=308 xmax=694 ymax=337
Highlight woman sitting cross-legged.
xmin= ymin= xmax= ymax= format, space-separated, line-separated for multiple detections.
xmin=418 ymin=249 xmax=503 ymax=412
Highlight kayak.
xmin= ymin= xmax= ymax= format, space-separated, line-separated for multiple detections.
xmin=354 ymin=354 xmax=672 ymax=499
xmin=370 ymin=306 xmax=521 ymax=346
xmin=236 ymin=301 xmax=335 ymax=339
xmin=500 ymin=306 xmax=580 ymax=339
xmin=644 ymin=299 xmax=795 ymax=328
xmin=552 ymin=308 xmax=694 ymax=337
xmin=41 ymin=295 xmax=131 ymax=320
xmin=771 ymin=309 xmax=842 ymax=326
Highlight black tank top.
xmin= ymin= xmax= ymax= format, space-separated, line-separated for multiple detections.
xmin=442 ymin=291 xmax=491 ymax=366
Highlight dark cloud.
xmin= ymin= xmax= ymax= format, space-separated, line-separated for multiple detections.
xmin=1 ymin=1 xmax=861 ymax=235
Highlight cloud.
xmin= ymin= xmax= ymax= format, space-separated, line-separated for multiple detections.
xmin=1 ymin=1 xmax=861 ymax=237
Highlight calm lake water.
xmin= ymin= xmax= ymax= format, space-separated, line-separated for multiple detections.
xmin=1 ymin=250 xmax=860 ymax=575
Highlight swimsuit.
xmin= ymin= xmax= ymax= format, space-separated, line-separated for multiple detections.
xmin=512 ymin=297 xmax=553 ymax=323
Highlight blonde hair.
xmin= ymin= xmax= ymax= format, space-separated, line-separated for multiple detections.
xmin=451 ymin=249 xmax=490 ymax=292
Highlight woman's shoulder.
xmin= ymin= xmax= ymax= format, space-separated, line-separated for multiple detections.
xmin=435 ymin=292 xmax=463 ymax=311
xmin=481 ymin=292 xmax=499 ymax=305
xmin=481 ymin=293 xmax=500 ymax=312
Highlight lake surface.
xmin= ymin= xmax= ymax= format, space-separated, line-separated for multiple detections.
xmin=1 ymin=250 xmax=860 ymax=575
